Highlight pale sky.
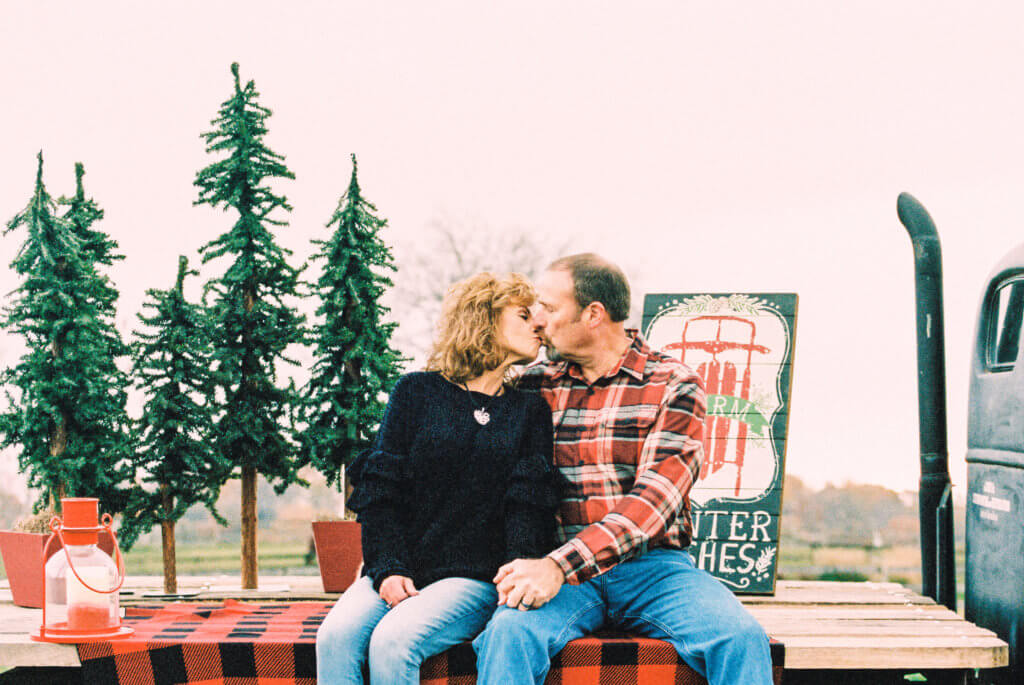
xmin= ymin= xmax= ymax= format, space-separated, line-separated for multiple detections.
xmin=3 ymin=1 xmax=1024 ymax=496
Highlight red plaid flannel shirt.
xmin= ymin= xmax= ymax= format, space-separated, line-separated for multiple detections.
xmin=516 ymin=331 xmax=705 ymax=584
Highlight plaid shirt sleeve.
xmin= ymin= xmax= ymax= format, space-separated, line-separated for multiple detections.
xmin=547 ymin=371 xmax=706 ymax=584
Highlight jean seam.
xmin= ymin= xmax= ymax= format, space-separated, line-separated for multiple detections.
xmin=618 ymin=613 xmax=694 ymax=659
xmin=552 ymin=599 xmax=604 ymax=648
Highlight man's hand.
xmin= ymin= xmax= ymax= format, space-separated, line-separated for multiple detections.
xmin=379 ymin=575 xmax=419 ymax=608
xmin=494 ymin=557 xmax=564 ymax=611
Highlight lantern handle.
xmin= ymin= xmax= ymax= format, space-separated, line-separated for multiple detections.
xmin=51 ymin=514 xmax=127 ymax=595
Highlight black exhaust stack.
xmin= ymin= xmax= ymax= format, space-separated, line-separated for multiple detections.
xmin=897 ymin=192 xmax=956 ymax=611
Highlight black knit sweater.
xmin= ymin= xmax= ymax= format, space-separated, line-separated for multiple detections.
xmin=347 ymin=372 xmax=559 ymax=591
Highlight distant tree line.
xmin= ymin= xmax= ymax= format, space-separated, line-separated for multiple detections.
xmin=782 ymin=475 xmax=966 ymax=548
xmin=0 ymin=63 xmax=403 ymax=592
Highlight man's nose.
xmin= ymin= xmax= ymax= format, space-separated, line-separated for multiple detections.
xmin=531 ymin=307 xmax=546 ymax=329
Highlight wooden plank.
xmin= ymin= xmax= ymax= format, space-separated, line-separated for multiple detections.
xmin=0 ymin=605 xmax=79 ymax=667
xmin=0 ymin=579 xmax=1009 ymax=673
xmin=747 ymin=605 xmax=962 ymax=621
xmin=757 ymin=619 xmax=998 ymax=637
xmin=743 ymin=581 xmax=934 ymax=605
xmin=781 ymin=636 xmax=1008 ymax=670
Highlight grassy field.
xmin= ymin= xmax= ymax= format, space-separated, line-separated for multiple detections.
xmin=0 ymin=540 xmax=317 ymax=580
xmin=4 ymin=540 xmax=961 ymax=587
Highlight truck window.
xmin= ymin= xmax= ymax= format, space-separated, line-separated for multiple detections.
xmin=988 ymin=279 xmax=1024 ymax=370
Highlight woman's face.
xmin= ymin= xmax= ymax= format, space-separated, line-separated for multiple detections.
xmin=495 ymin=303 xmax=543 ymax=365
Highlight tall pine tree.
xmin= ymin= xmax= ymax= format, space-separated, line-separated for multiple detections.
xmin=301 ymin=155 xmax=403 ymax=498
xmin=0 ymin=154 xmax=134 ymax=516
xmin=125 ymin=256 xmax=229 ymax=592
xmin=194 ymin=63 xmax=306 ymax=588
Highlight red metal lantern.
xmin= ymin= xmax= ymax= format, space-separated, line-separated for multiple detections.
xmin=30 ymin=498 xmax=133 ymax=643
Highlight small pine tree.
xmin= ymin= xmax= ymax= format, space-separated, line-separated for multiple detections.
xmin=301 ymin=155 xmax=403 ymax=499
xmin=0 ymin=154 xmax=134 ymax=516
xmin=125 ymin=256 xmax=230 ymax=593
xmin=194 ymin=63 xmax=307 ymax=588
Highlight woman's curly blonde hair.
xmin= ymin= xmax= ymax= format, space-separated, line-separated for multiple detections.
xmin=425 ymin=272 xmax=537 ymax=384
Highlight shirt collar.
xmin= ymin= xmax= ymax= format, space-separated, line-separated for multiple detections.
xmin=550 ymin=329 xmax=648 ymax=382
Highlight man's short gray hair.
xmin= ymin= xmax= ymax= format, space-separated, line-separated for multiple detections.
xmin=547 ymin=253 xmax=630 ymax=323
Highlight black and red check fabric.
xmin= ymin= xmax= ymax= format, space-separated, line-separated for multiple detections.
xmin=422 ymin=633 xmax=785 ymax=685
xmin=76 ymin=601 xmax=783 ymax=685
xmin=77 ymin=601 xmax=321 ymax=685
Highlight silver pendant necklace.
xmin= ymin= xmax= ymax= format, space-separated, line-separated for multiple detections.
xmin=462 ymin=382 xmax=500 ymax=425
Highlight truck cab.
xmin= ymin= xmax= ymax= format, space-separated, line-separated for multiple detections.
xmin=967 ymin=242 xmax=1024 ymax=683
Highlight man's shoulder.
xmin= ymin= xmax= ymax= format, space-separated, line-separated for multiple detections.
xmin=513 ymin=360 xmax=561 ymax=391
xmin=642 ymin=347 xmax=704 ymax=391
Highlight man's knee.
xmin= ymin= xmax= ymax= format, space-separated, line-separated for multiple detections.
xmin=475 ymin=608 xmax=521 ymax=645
xmin=718 ymin=610 xmax=768 ymax=649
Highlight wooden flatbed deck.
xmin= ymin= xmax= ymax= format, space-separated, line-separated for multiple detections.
xmin=0 ymin=577 xmax=1008 ymax=676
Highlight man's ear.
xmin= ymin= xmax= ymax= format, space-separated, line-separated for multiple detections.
xmin=584 ymin=302 xmax=606 ymax=328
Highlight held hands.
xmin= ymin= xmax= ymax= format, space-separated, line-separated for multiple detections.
xmin=379 ymin=575 xmax=419 ymax=608
xmin=494 ymin=557 xmax=564 ymax=611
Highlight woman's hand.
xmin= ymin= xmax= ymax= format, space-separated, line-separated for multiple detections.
xmin=379 ymin=575 xmax=420 ymax=608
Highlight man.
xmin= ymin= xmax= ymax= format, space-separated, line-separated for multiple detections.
xmin=472 ymin=254 xmax=772 ymax=684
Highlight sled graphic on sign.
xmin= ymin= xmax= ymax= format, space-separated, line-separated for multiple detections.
xmin=664 ymin=316 xmax=771 ymax=495
xmin=643 ymin=293 xmax=797 ymax=594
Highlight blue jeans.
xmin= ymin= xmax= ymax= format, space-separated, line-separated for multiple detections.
xmin=316 ymin=575 xmax=498 ymax=685
xmin=472 ymin=548 xmax=772 ymax=685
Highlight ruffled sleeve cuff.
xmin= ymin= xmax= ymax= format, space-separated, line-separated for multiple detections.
xmin=347 ymin=448 xmax=410 ymax=513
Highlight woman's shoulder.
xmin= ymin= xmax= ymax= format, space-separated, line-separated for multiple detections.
xmin=392 ymin=371 xmax=446 ymax=393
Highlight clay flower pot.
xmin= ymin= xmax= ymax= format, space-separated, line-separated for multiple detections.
xmin=0 ymin=529 xmax=116 ymax=608
xmin=311 ymin=520 xmax=363 ymax=593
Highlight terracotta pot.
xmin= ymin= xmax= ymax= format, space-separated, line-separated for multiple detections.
xmin=0 ymin=529 xmax=117 ymax=608
xmin=311 ymin=520 xmax=363 ymax=593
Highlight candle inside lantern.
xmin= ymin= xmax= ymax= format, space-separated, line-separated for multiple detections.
xmin=66 ymin=566 xmax=114 ymax=630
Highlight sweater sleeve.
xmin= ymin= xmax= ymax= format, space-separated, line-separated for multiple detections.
xmin=504 ymin=396 xmax=559 ymax=561
xmin=347 ymin=374 xmax=418 ymax=590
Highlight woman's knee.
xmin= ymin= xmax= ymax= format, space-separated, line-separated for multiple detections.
xmin=368 ymin=619 xmax=421 ymax=667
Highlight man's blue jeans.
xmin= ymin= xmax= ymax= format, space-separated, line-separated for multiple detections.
xmin=473 ymin=548 xmax=773 ymax=685
xmin=316 ymin=575 xmax=497 ymax=685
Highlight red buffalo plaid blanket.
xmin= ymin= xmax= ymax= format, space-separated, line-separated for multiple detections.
xmin=77 ymin=601 xmax=783 ymax=685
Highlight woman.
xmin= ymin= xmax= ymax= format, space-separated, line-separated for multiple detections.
xmin=316 ymin=272 xmax=560 ymax=685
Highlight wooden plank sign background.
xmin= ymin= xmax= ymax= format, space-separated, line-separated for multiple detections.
xmin=642 ymin=293 xmax=798 ymax=594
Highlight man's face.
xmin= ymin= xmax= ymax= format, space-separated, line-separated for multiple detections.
xmin=534 ymin=268 xmax=587 ymax=360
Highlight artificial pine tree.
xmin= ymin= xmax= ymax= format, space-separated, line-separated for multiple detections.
xmin=194 ymin=63 xmax=306 ymax=588
xmin=126 ymin=256 xmax=229 ymax=593
xmin=0 ymin=154 xmax=134 ymax=516
xmin=61 ymin=162 xmax=124 ymax=280
xmin=301 ymin=155 xmax=403 ymax=499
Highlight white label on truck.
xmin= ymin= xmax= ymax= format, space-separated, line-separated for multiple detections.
xmin=972 ymin=492 xmax=1012 ymax=513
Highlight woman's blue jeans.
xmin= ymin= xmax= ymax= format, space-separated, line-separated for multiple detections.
xmin=316 ymin=575 xmax=497 ymax=685
xmin=472 ymin=548 xmax=773 ymax=685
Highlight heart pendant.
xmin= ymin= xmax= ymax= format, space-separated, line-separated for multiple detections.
xmin=474 ymin=409 xmax=491 ymax=425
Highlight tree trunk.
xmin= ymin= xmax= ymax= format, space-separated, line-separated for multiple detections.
xmin=49 ymin=332 xmax=67 ymax=506
xmin=241 ymin=465 xmax=257 ymax=589
xmin=161 ymin=484 xmax=177 ymax=594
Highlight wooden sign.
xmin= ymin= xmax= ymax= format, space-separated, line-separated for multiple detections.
xmin=642 ymin=293 xmax=797 ymax=594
